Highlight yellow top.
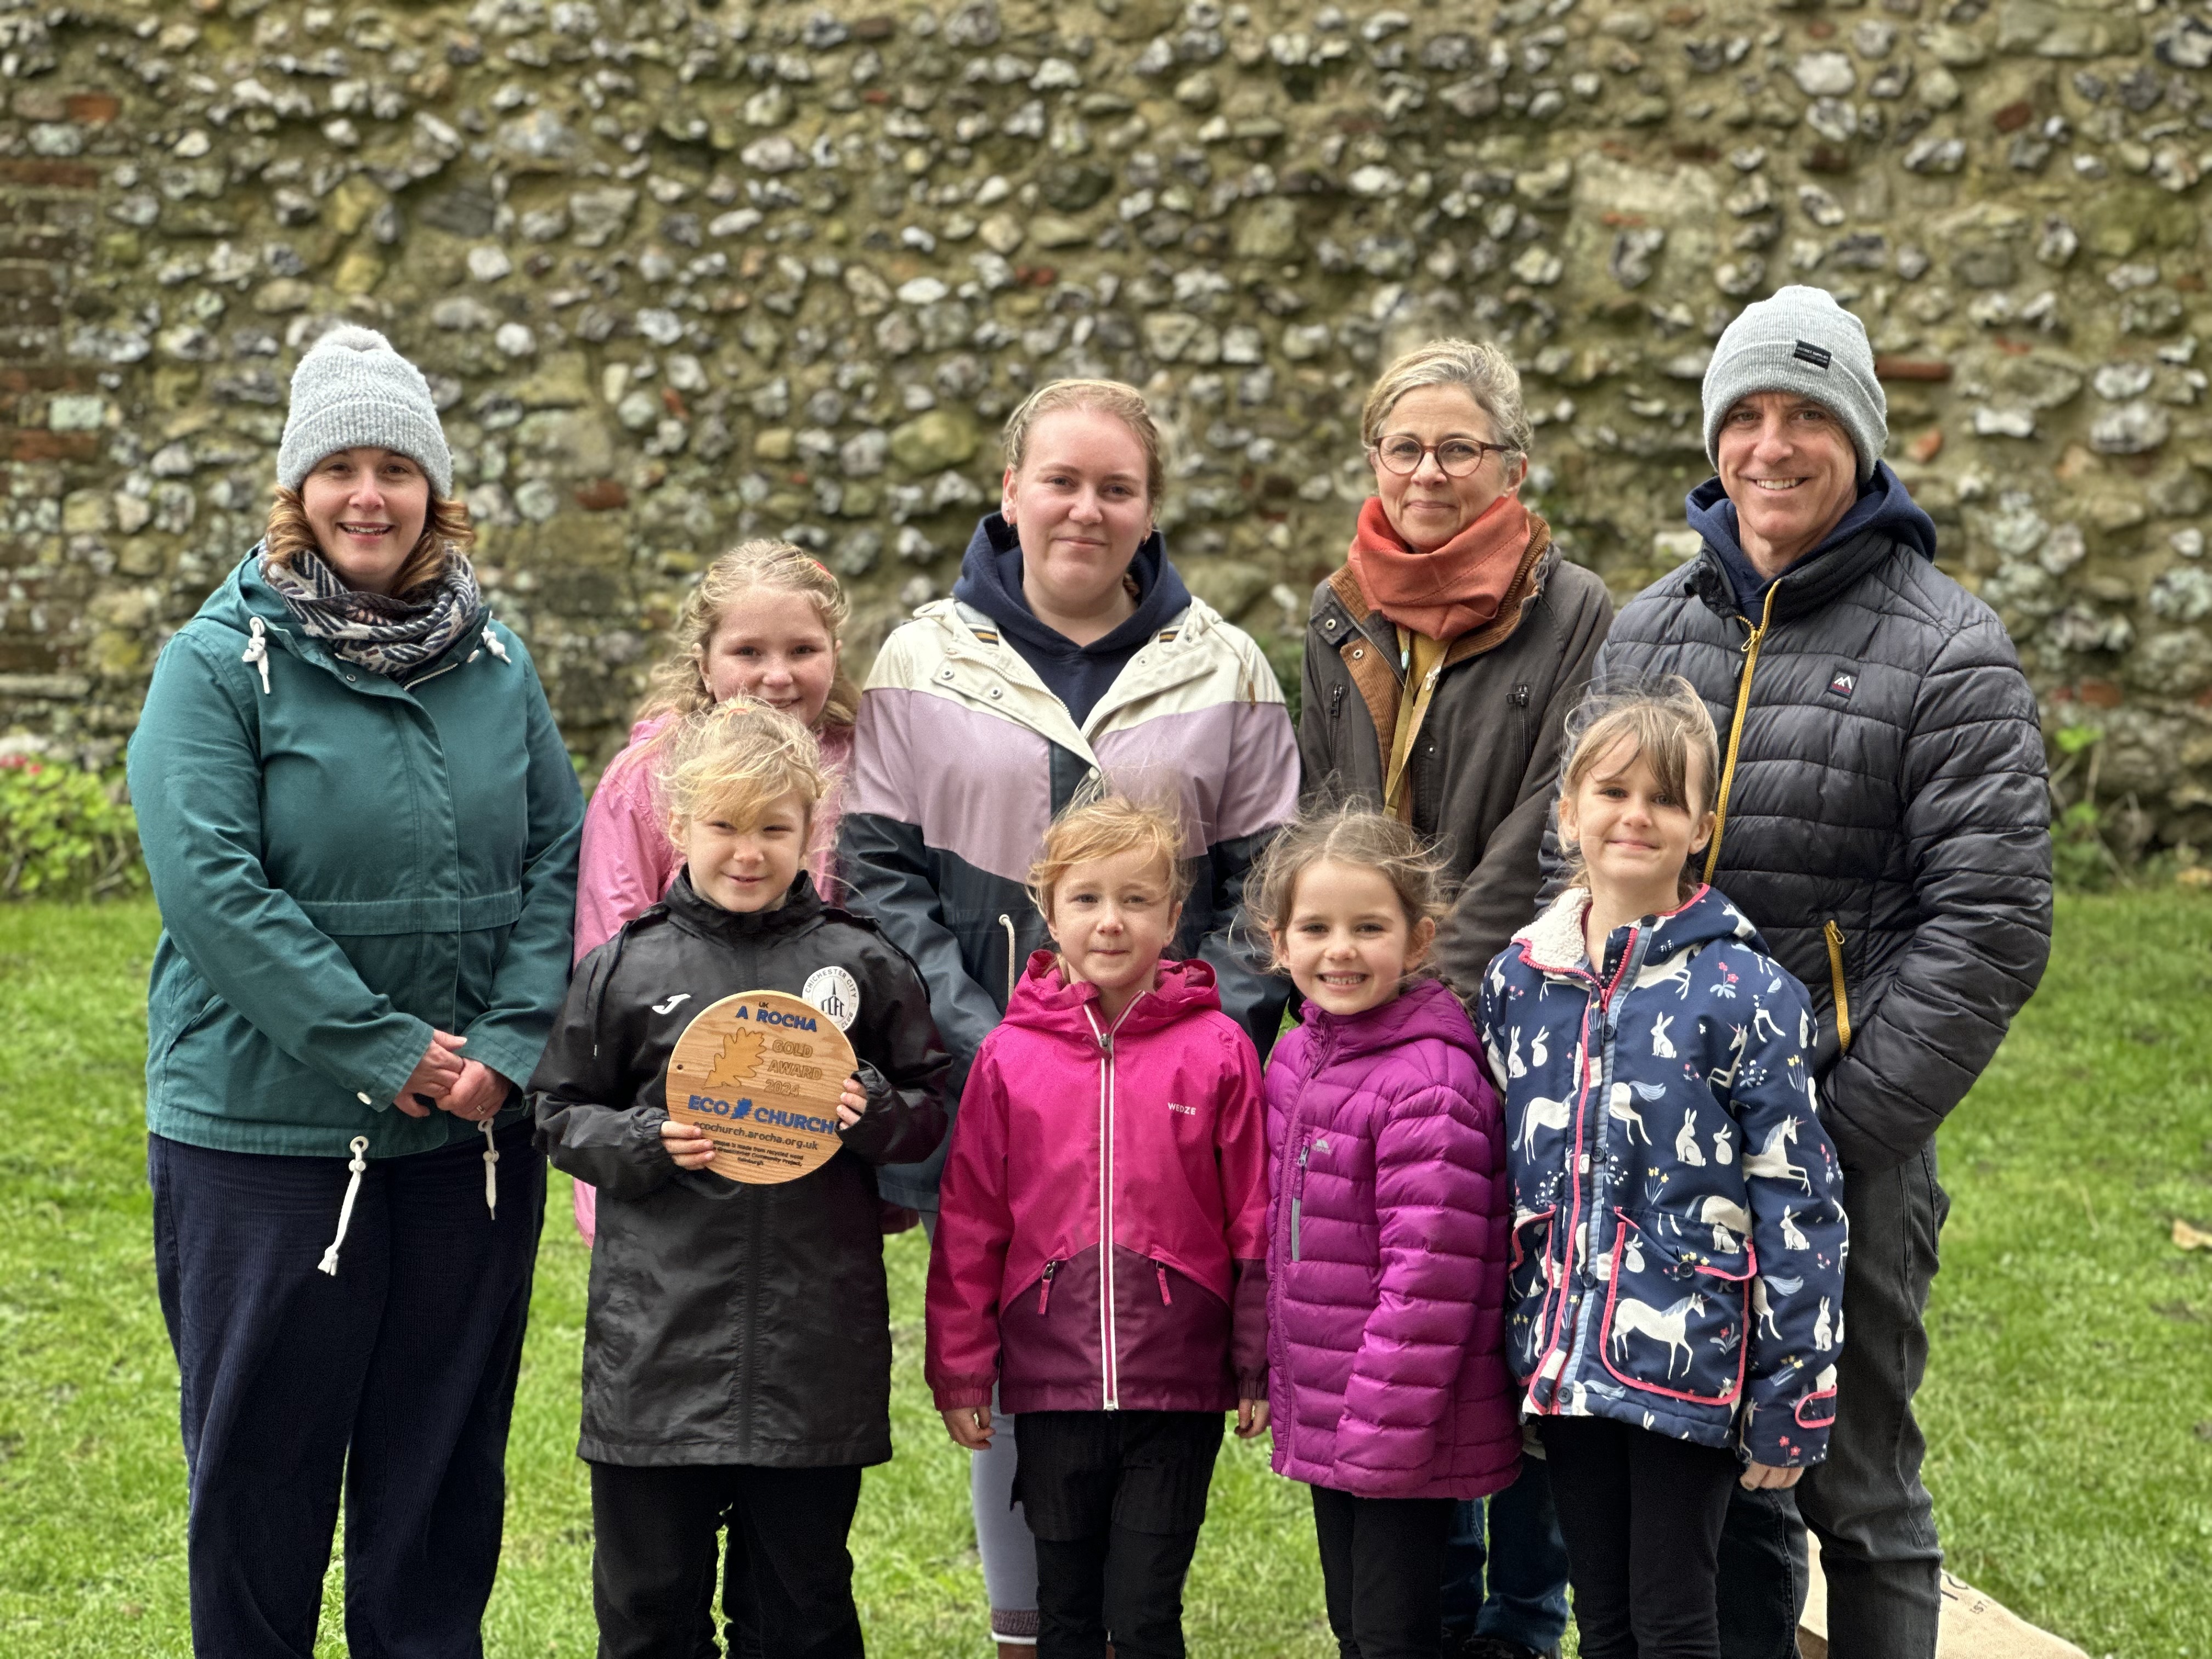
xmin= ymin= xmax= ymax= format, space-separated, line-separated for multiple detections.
xmin=1384 ymin=627 xmax=1450 ymax=819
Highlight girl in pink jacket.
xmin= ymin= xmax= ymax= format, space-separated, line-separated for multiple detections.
xmin=927 ymin=795 xmax=1269 ymax=1659
xmin=1251 ymin=805 xmax=1517 ymax=1659
xmin=569 ymin=539 xmax=860 ymax=1244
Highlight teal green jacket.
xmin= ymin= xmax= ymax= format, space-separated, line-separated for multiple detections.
xmin=127 ymin=554 xmax=584 ymax=1159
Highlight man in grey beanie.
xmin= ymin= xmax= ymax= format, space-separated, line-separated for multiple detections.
xmin=1539 ymin=286 xmax=2052 ymax=1658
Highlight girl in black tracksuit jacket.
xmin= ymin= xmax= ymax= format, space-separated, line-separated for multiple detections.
xmin=529 ymin=701 xmax=948 ymax=1659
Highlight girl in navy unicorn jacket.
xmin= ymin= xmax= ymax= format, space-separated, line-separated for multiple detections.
xmin=1479 ymin=680 xmax=1848 ymax=1659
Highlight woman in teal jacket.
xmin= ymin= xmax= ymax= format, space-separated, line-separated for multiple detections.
xmin=126 ymin=325 xmax=582 ymax=1658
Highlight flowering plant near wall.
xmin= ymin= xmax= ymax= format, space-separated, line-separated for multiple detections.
xmin=0 ymin=754 xmax=146 ymax=902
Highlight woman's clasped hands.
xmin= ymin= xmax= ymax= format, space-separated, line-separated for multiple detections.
xmin=392 ymin=1029 xmax=509 ymax=1121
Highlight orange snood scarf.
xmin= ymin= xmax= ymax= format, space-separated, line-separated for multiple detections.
xmin=1345 ymin=492 xmax=1534 ymax=640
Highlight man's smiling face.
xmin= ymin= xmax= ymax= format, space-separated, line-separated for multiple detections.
xmin=1715 ymin=390 xmax=1861 ymax=578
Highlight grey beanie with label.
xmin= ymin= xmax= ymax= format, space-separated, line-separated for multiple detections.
xmin=1700 ymin=285 xmax=1887 ymax=482
xmin=276 ymin=324 xmax=453 ymax=497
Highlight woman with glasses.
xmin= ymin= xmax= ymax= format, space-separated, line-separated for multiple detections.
xmin=1296 ymin=339 xmax=1611 ymax=1659
xmin=1301 ymin=337 xmax=1613 ymax=996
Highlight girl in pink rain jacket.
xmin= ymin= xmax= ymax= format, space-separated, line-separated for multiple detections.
xmin=926 ymin=950 xmax=1270 ymax=1416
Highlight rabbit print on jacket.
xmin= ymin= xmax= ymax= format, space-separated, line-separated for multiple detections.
xmin=1479 ymin=884 xmax=1849 ymax=1468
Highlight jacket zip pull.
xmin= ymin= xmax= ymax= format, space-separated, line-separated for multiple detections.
xmin=316 ymin=1136 xmax=371 ymax=1276
xmin=1039 ymin=1257 xmax=1059 ymax=1314
xmin=1703 ymin=583 xmax=1780 ymax=885
xmin=999 ymin=914 xmax=1017 ymax=1006
xmin=480 ymin=1119 xmax=499 ymax=1219
xmin=1290 ymin=1138 xmax=1320 ymax=1262
xmin=1155 ymin=1262 xmax=1172 ymax=1306
xmin=1329 ymin=682 xmax=1345 ymax=721
xmin=1824 ymin=920 xmax=1854 ymax=1054
xmin=242 ymin=616 xmax=272 ymax=696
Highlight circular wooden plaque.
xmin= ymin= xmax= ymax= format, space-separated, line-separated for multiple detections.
xmin=664 ymin=989 xmax=858 ymax=1184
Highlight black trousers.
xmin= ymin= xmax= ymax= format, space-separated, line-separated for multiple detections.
xmin=1308 ymin=1484 xmax=1456 ymax=1659
xmin=589 ymin=1461 xmax=865 ymax=1659
xmin=1014 ymin=1410 xmax=1224 ymax=1659
xmin=149 ymin=1123 xmax=543 ymax=1659
xmin=1718 ymin=1142 xmax=1951 ymax=1659
xmin=1538 ymin=1417 xmax=1741 ymax=1659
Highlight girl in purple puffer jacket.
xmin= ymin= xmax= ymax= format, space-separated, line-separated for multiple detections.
xmin=1252 ymin=806 xmax=1518 ymax=1659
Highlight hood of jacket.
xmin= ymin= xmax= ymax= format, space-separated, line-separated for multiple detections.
xmin=951 ymin=512 xmax=1193 ymax=718
xmin=1515 ymin=882 xmax=1773 ymax=980
xmin=1684 ymin=461 xmax=1938 ymax=620
xmin=199 ymin=548 xmax=490 ymax=687
xmin=997 ymin=949 xmax=1223 ymax=1041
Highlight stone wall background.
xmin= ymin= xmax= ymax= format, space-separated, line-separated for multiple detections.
xmin=3 ymin=0 xmax=2211 ymax=840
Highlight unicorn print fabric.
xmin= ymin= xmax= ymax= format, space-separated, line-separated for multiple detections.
xmin=1480 ymin=884 xmax=1849 ymax=1468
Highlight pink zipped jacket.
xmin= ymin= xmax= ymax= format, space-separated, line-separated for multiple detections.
xmin=925 ymin=951 xmax=1269 ymax=1415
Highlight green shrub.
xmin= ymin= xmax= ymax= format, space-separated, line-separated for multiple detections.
xmin=2048 ymin=724 xmax=2121 ymax=890
xmin=0 ymin=754 xmax=146 ymax=901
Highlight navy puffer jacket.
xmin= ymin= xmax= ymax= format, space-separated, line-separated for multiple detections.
xmin=1547 ymin=467 xmax=2052 ymax=1173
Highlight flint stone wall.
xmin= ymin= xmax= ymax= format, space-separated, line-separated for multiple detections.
xmin=4 ymin=0 xmax=2211 ymax=840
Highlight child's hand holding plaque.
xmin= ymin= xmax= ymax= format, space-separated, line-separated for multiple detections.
xmin=662 ymin=989 xmax=860 ymax=1184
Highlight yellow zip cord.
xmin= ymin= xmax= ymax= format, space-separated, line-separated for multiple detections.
xmin=1702 ymin=582 xmax=1781 ymax=884
xmin=1824 ymin=920 xmax=1853 ymax=1053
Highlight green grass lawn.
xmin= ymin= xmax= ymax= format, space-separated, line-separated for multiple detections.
xmin=2 ymin=893 xmax=2208 ymax=1656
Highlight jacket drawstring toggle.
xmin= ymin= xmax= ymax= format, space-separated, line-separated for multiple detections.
xmin=481 ymin=1119 xmax=499 ymax=1218
xmin=317 ymin=1135 xmax=371 ymax=1276
xmin=242 ymin=616 xmax=272 ymax=696
xmin=481 ymin=627 xmax=510 ymax=663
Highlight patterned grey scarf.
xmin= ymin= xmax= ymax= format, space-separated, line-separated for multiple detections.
xmin=259 ymin=541 xmax=484 ymax=678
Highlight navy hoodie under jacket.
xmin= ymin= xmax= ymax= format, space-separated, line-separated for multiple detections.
xmin=1685 ymin=461 xmax=1939 ymax=618
xmin=951 ymin=512 xmax=1193 ymax=725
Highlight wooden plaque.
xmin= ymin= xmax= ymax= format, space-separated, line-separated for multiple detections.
xmin=664 ymin=989 xmax=857 ymax=1184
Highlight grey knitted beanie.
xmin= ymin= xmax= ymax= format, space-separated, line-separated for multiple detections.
xmin=277 ymin=324 xmax=453 ymax=498
xmin=1701 ymin=285 xmax=1886 ymax=482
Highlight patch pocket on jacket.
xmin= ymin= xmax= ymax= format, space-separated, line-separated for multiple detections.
xmin=1506 ymin=1207 xmax=1556 ymax=1374
xmin=1599 ymin=1208 xmax=1754 ymax=1408
xmin=1507 ymin=1207 xmax=1555 ymax=1311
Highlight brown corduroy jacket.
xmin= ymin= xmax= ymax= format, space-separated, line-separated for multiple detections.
xmin=1296 ymin=516 xmax=1613 ymax=995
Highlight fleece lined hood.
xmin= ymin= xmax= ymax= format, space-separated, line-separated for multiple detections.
xmin=1516 ymin=882 xmax=1773 ymax=980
